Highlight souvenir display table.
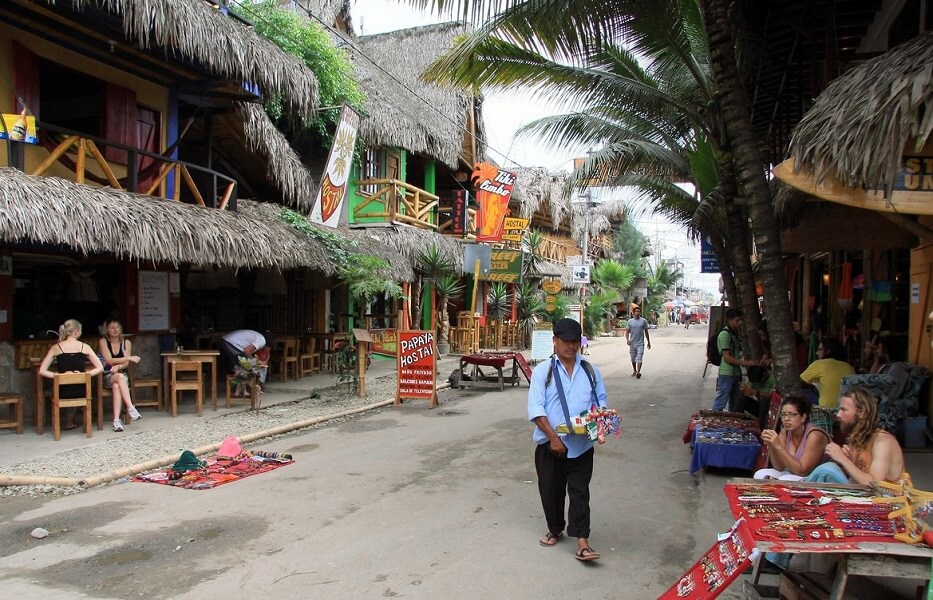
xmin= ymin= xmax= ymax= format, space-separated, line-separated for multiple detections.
xmin=726 ymin=478 xmax=932 ymax=599
xmin=457 ymin=352 xmax=529 ymax=391
xmin=684 ymin=411 xmax=762 ymax=475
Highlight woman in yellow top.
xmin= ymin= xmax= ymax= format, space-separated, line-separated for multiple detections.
xmin=800 ymin=337 xmax=854 ymax=408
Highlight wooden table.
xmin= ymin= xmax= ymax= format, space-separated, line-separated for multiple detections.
xmin=161 ymin=350 xmax=220 ymax=411
xmin=457 ymin=352 xmax=529 ymax=391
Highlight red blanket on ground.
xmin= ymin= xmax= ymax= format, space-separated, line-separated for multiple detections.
xmin=134 ymin=454 xmax=293 ymax=490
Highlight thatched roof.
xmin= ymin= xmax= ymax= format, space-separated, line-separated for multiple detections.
xmin=351 ymin=22 xmax=476 ymax=168
xmin=528 ymin=260 xmax=574 ymax=289
xmin=348 ymin=224 xmax=464 ymax=278
xmin=787 ymin=32 xmax=933 ymax=198
xmin=301 ymin=0 xmax=352 ymax=31
xmin=0 ymin=168 xmax=335 ymax=272
xmin=511 ymin=168 xmax=571 ymax=230
xmin=50 ymin=0 xmax=319 ymax=120
xmin=237 ymin=102 xmax=319 ymax=212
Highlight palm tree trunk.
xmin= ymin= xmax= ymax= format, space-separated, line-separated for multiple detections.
xmin=708 ymin=235 xmax=738 ymax=319
xmin=719 ymin=156 xmax=764 ymax=359
xmin=701 ymin=0 xmax=800 ymax=392
xmin=411 ymin=276 xmax=423 ymax=330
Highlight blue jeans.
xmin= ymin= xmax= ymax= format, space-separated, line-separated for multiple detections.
xmin=713 ymin=374 xmax=742 ymax=411
xmin=803 ymin=462 xmax=849 ymax=483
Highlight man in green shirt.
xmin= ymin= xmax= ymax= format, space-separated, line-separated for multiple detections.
xmin=712 ymin=309 xmax=760 ymax=412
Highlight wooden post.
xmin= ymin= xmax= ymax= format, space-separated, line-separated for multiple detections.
xmin=470 ymin=258 xmax=481 ymax=353
xmin=357 ymin=341 xmax=367 ymax=398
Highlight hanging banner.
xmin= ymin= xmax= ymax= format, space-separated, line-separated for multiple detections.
xmin=394 ymin=330 xmax=438 ymax=408
xmin=658 ymin=519 xmax=755 ymax=600
xmin=310 ymin=105 xmax=361 ymax=228
xmin=448 ymin=189 xmax=469 ymax=235
xmin=472 ymin=162 xmax=516 ymax=242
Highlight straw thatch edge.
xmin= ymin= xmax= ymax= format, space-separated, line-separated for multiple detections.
xmin=237 ymin=102 xmax=318 ymax=212
xmin=0 ymin=168 xmax=333 ymax=272
xmin=788 ymin=32 xmax=933 ymax=197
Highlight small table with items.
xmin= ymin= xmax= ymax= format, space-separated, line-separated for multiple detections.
xmin=685 ymin=411 xmax=762 ymax=475
xmin=726 ymin=478 xmax=932 ymax=599
xmin=457 ymin=352 xmax=531 ymax=391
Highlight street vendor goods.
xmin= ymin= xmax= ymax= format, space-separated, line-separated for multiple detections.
xmin=135 ymin=449 xmax=293 ymax=490
xmin=556 ymin=404 xmax=621 ymax=443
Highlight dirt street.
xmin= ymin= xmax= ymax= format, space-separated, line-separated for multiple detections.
xmin=0 ymin=326 xmax=761 ymax=599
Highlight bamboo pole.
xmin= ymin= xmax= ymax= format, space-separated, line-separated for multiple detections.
xmin=85 ymin=140 xmax=121 ymax=189
xmin=218 ymin=182 xmax=235 ymax=210
xmin=180 ymin=165 xmax=205 ymax=206
xmin=75 ymin=139 xmax=86 ymax=185
xmin=0 ymin=399 xmax=396 ymax=488
xmin=31 ymin=135 xmax=78 ymax=176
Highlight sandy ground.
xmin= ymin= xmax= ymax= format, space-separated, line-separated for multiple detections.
xmin=0 ymin=325 xmax=929 ymax=599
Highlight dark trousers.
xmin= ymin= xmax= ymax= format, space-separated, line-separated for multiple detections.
xmin=535 ymin=443 xmax=594 ymax=539
xmin=219 ymin=339 xmax=241 ymax=374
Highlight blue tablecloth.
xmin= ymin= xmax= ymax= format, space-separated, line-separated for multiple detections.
xmin=689 ymin=425 xmax=761 ymax=475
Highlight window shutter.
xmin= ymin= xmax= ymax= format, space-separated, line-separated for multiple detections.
xmin=103 ymin=83 xmax=138 ymax=163
xmin=12 ymin=41 xmax=40 ymax=118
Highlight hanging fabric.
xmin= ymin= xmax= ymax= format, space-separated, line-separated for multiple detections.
xmin=837 ymin=262 xmax=853 ymax=310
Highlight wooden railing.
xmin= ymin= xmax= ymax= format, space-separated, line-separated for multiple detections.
xmin=8 ymin=122 xmax=237 ymax=210
xmin=353 ymin=178 xmax=439 ymax=229
xmin=437 ymin=206 xmax=477 ymax=238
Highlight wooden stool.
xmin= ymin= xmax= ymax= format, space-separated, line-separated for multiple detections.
xmin=0 ymin=393 xmax=24 ymax=434
xmin=130 ymin=364 xmax=163 ymax=412
xmin=225 ymin=374 xmax=258 ymax=410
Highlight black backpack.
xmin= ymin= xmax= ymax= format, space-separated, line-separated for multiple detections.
xmin=707 ymin=327 xmax=733 ymax=366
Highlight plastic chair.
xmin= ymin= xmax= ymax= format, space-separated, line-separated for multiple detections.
xmin=51 ymin=372 xmax=92 ymax=440
xmin=170 ymin=360 xmax=203 ymax=417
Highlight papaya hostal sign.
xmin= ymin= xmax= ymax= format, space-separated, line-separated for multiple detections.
xmin=394 ymin=330 xmax=438 ymax=408
xmin=480 ymin=249 xmax=524 ymax=284
xmin=472 ymin=163 xmax=517 ymax=242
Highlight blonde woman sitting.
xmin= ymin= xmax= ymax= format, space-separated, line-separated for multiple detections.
xmin=99 ymin=319 xmax=142 ymax=432
xmin=754 ymin=395 xmax=829 ymax=481
xmin=38 ymin=319 xmax=105 ymax=431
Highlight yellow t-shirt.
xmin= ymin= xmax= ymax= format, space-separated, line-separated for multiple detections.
xmin=800 ymin=358 xmax=855 ymax=407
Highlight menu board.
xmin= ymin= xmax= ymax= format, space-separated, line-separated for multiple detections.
xmin=138 ymin=271 xmax=169 ymax=331
xmin=530 ymin=329 xmax=554 ymax=361
xmin=395 ymin=330 xmax=437 ymax=408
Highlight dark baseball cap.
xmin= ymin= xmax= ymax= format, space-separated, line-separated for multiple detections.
xmin=553 ymin=318 xmax=582 ymax=342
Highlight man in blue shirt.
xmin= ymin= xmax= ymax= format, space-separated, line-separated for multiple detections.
xmin=527 ymin=318 xmax=609 ymax=561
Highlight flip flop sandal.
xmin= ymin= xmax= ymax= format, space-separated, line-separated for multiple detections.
xmin=575 ymin=547 xmax=601 ymax=561
xmin=539 ymin=532 xmax=563 ymax=547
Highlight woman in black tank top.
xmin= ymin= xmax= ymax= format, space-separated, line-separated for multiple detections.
xmin=38 ymin=319 xmax=104 ymax=431
xmin=99 ymin=320 xmax=142 ymax=431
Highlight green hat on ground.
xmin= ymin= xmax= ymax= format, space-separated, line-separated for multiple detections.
xmin=172 ymin=450 xmax=205 ymax=472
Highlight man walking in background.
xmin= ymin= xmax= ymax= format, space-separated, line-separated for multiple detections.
xmin=626 ymin=306 xmax=650 ymax=379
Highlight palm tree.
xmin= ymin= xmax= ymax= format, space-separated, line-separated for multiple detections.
xmin=404 ymin=0 xmax=776 ymax=367
xmin=434 ymin=273 xmax=464 ymax=353
xmin=416 ymin=244 xmax=460 ymax=351
xmin=646 ymin=261 xmax=679 ymax=313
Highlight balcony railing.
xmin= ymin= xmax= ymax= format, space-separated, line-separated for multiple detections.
xmin=6 ymin=122 xmax=237 ymax=210
xmin=353 ymin=178 xmax=439 ymax=229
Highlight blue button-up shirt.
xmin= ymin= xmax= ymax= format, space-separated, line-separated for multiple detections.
xmin=527 ymin=355 xmax=608 ymax=458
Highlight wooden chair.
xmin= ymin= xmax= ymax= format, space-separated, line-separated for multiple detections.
xmin=129 ymin=363 xmax=163 ymax=412
xmin=51 ymin=372 xmax=92 ymax=441
xmin=170 ymin=361 xmax=203 ymax=417
xmin=298 ymin=336 xmax=322 ymax=377
xmin=281 ymin=337 xmax=299 ymax=381
xmin=0 ymin=393 xmax=24 ymax=434
xmin=225 ymin=373 xmax=258 ymax=410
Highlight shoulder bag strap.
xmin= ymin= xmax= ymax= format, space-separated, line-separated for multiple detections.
xmin=551 ymin=356 xmax=576 ymax=435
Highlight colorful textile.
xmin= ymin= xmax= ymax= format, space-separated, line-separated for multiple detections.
xmin=135 ymin=452 xmax=293 ymax=490
xmin=658 ymin=519 xmax=756 ymax=600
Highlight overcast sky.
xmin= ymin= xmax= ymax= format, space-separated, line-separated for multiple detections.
xmin=349 ymin=1 xmax=720 ymax=296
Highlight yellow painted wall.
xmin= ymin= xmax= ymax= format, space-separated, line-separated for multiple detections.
xmin=0 ymin=25 xmax=168 ymax=183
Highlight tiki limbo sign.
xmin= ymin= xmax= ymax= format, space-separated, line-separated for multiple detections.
xmin=310 ymin=105 xmax=361 ymax=227
xmin=472 ymin=162 xmax=517 ymax=242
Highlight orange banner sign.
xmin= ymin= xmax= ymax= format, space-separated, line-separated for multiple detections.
xmin=311 ymin=105 xmax=360 ymax=227
xmin=472 ymin=163 xmax=516 ymax=242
